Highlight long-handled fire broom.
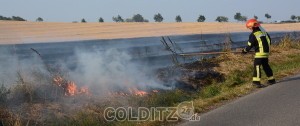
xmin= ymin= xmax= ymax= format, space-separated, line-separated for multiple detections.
xmin=179 ymin=51 xmax=243 ymax=56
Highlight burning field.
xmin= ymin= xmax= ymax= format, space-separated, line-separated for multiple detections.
xmin=1 ymin=33 xmax=298 ymax=125
xmin=0 ymin=45 xmax=226 ymax=125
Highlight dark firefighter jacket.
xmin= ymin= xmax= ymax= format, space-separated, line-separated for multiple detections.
xmin=243 ymin=27 xmax=271 ymax=58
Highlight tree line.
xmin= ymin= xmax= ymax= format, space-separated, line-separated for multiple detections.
xmin=1 ymin=13 xmax=300 ymax=23
xmin=289 ymin=15 xmax=300 ymax=23
xmin=0 ymin=15 xmax=26 ymax=21
xmin=0 ymin=15 xmax=44 ymax=22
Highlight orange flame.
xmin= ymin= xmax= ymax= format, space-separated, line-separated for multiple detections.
xmin=52 ymin=76 xmax=90 ymax=96
xmin=129 ymin=88 xmax=148 ymax=96
xmin=53 ymin=76 xmax=64 ymax=86
xmin=53 ymin=76 xmax=159 ymax=97
xmin=65 ymin=81 xmax=77 ymax=96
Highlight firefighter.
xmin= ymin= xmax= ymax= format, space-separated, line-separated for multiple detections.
xmin=242 ymin=19 xmax=276 ymax=88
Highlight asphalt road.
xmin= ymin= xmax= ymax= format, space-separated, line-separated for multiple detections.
xmin=180 ymin=73 xmax=300 ymax=126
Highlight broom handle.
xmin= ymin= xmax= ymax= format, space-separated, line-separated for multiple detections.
xmin=179 ymin=51 xmax=254 ymax=56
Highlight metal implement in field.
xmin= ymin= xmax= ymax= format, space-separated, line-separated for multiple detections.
xmin=179 ymin=51 xmax=243 ymax=56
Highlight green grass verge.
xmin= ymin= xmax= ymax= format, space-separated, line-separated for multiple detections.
xmin=137 ymin=38 xmax=300 ymax=125
xmin=193 ymin=52 xmax=300 ymax=114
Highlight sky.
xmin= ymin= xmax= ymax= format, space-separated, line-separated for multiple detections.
xmin=0 ymin=0 xmax=299 ymax=22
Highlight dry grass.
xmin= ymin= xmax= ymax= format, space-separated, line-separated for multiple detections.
xmin=128 ymin=37 xmax=300 ymax=125
xmin=1 ymin=21 xmax=300 ymax=44
xmin=214 ymin=53 xmax=252 ymax=76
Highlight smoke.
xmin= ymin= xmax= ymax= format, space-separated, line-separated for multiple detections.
xmin=0 ymin=48 xmax=19 ymax=85
xmin=0 ymin=45 xmax=175 ymax=124
xmin=0 ymin=47 xmax=47 ymax=86
xmin=0 ymin=45 xmax=171 ymax=97
xmin=66 ymin=48 xmax=171 ymax=95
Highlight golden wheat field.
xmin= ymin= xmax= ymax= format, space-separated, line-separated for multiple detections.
xmin=1 ymin=21 xmax=300 ymax=44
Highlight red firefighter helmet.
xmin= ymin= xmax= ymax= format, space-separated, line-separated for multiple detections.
xmin=246 ymin=19 xmax=260 ymax=29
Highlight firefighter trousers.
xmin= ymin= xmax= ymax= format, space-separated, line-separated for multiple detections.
xmin=253 ymin=58 xmax=275 ymax=84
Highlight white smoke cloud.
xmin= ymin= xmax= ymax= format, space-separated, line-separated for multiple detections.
xmin=0 ymin=45 xmax=172 ymax=97
xmin=0 ymin=47 xmax=51 ymax=87
xmin=67 ymin=48 xmax=171 ymax=95
xmin=0 ymin=48 xmax=19 ymax=85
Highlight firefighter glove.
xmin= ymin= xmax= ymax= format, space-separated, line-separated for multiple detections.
xmin=242 ymin=49 xmax=247 ymax=54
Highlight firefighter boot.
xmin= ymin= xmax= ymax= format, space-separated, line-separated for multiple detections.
xmin=252 ymin=81 xmax=266 ymax=88
xmin=267 ymin=79 xmax=276 ymax=85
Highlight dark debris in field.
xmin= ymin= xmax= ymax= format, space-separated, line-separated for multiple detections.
xmin=156 ymin=58 xmax=225 ymax=91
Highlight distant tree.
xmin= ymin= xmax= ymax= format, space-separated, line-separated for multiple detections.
xmin=265 ymin=13 xmax=271 ymax=22
xmin=11 ymin=16 xmax=26 ymax=21
xmin=215 ymin=16 xmax=228 ymax=22
xmin=125 ymin=14 xmax=148 ymax=22
xmin=154 ymin=13 xmax=163 ymax=22
xmin=0 ymin=15 xmax=18 ymax=20
xmin=81 ymin=18 xmax=86 ymax=23
xmin=112 ymin=15 xmax=124 ymax=22
xmin=297 ymin=16 xmax=300 ymax=22
xmin=36 ymin=17 xmax=43 ymax=22
xmin=197 ymin=15 xmax=206 ymax=22
xmin=234 ymin=12 xmax=242 ymax=22
xmin=99 ymin=17 xmax=104 ymax=22
xmin=234 ymin=12 xmax=247 ymax=22
xmin=132 ymin=14 xmax=145 ymax=22
xmin=0 ymin=15 xmax=11 ymax=20
xmin=175 ymin=15 xmax=182 ymax=22
xmin=254 ymin=15 xmax=258 ymax=20
xmin=291 ymin=15 xmax=297 ymax=21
